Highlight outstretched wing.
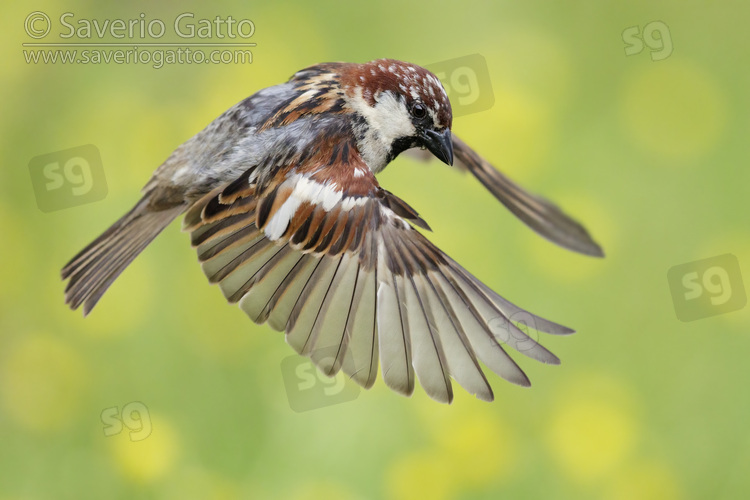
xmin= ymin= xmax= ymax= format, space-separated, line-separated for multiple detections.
xmin=183 ymin=143 xmax=572 ymax=403
xmin=450 ymin=134 xmax=604 ymax=257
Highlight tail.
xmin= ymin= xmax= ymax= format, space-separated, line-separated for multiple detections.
xmin=62 ymin=194 xmax=186 ymax=315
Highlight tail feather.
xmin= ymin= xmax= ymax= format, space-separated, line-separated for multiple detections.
xmin=62 ymin=196 xmax=185 ymax=315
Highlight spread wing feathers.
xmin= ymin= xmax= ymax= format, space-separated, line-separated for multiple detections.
xmin=451 ymin=134 xmax=605 ymax=258
xmin=183 ymin=162 xmax=572 ymax=403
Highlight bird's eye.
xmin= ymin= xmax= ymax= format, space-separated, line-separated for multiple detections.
xmin=411 ymin=103 xmax=427 ymax=119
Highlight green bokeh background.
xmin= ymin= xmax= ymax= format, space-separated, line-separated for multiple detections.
xmin=2 ymin=1 xmax=748 ymax=499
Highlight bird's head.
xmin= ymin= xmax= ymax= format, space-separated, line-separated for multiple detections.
xmin=341 ymin=59 xmax=453 ymax=173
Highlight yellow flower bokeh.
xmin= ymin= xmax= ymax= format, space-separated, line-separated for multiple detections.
xmin=545 ymin=375 xmax=639 ymax=484
xmin=0 ymin=334 xmax=89 ymax=432
xmin=604 ymin=460 xmax=684 ymax=500
xmin=620 ymin=59 xmax=726 ymax=162
xmin=108 ymin=414 xmax=180 ymax=484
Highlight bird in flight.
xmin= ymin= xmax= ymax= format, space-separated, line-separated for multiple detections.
xmin=62 ymin=59 xmax=603 ymax=403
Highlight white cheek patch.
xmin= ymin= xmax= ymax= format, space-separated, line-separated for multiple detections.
xmin=264 ymin=174 xmax=367 ymax=241
xmin=346 ymin=87 xmax=416 ymax=172
xmin=350 ymin=89 xmax=415 ymax=146
xmin=370 ymin=91 xmax=417 ymax=144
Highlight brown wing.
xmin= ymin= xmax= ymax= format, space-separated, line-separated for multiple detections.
xmin=182 ymin=150 xmax=572 ymax=404
xmin=452 ymin=134 xmax=604 ymax=257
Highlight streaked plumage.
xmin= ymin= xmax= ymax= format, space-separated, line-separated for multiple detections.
xmin=62 ymin=58 xmax=603 ymax=403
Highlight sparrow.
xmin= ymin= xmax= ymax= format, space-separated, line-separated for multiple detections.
xmin=62 ymin=59 xmax=603 ymax=403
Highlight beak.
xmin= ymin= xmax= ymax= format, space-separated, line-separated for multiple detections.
xmin=422 ymin=129 xmax=454 ymax=166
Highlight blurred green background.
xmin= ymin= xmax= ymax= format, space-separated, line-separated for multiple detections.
xmin=2 ymin=1 xmax=748 ymax=499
